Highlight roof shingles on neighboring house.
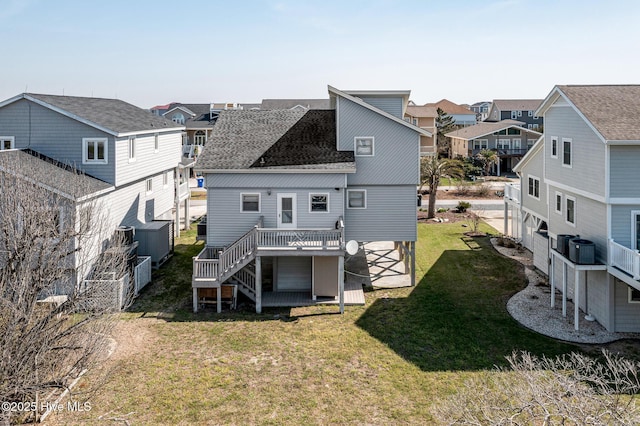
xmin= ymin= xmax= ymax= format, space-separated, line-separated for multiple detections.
xmin=261 ymin=99 xmax=331 ymax=110
xmin=445 ymin=119 xmax=528 ymax=139
xmin=0 ymin=149 xmax=112 ymax=199
xmin=492 ymin=99 xmax=543 ymax=112
xmin=405 ymin=105 xmax=438 ymax=118
xmin=196 ymin=109 xmax=354 ymax=171
xmin=556 ymin=85 xmax=640 ymax=141
xmin=425 ymin=99 xmax=474 ymax=115
xmin=24 ymin=93 xmax=180 ymax=135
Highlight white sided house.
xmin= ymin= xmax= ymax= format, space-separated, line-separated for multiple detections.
xmin=503 ymin=85 xmax=640 ymax=333
xmin=193 ymin=86 xmax=431 ymax=313
xmin=0 ymin=93 xmax=190 ymax=289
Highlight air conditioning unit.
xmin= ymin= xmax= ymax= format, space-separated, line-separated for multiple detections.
xmin=556 ymin=234 xmax=576 ymax=257
xmin=569 ymin=239 xmax=596 ymax=264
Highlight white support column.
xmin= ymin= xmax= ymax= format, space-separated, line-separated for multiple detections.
xmin=562 ymin=262 xmax=567 ymax=317
xmin=338 ymin=255 xmax=345 ymax=314
xmin=550 ymin=251 xmax=555 ymax=308
xmin=504 ymin=203 xmax=509 ymax=236
xmin=255 ymin=256 xmax=262 ymax=314
xmin=574 ymin=268 xmax=580 ymax=330
xmin=193 ymin=287 xmax=198 ymax=313
xmin=175 ymin=199 xmax=181 ymax=238
xmin=184 ymin=198 xmax=190 ymax=231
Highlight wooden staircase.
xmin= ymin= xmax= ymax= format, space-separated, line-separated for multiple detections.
xmin=192 ymin=219 xmax=262 ymax=301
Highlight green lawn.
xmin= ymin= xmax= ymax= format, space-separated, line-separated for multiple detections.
xmin=50 ymin=223 xmax=578 ymax=425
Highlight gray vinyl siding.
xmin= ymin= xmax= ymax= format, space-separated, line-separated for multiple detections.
xmin=344 ymin=185 xmax=416 ymax=242
xmin=610 ymin=146 xmax=640 ymax=198
xmin=275 ymin=257 xmax=312 ymax=291
xmin=337 ymin=97 xmax=420 ymax=186
xmin=0 ymin=99 xmax=116 ymax=183
xmin=548 ymin=186 xmax=607 ymax=263
xmin=519 ymin=147 xmax=547 ymax=218
xmin=550 ymin=255 xmax=576 ymax=299
xmin=544 ymin=104 xmax=605 ymax=197
xmin=207 ymin=187 xmax=345 ymax=247
xmin=115 ymin=131 xmax=182 ymax=186
xmin=586 ymin=271 xmax=610 ymax=330
xmin=611 ymin=205 xmax=640 ymax=247
xmin=207 ymin=173 xmax=346 ymax=189
xmin=101 ymin=171 xmax=175 ymax=228
xmin=614 ymin=278 xmax=640 ymax=332
xmin=358 ymin=96 xmax=403 ymax=118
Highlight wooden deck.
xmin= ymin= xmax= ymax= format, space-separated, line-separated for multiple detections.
xmin=262 ymin=279 xmax=365 ymax=307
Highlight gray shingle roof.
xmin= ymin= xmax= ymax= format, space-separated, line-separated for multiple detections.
xmin=196 ymin=109 xmax=354 ymax=171
xmin=26 ymin=93 xmax=181 ymax=135
xmin=0 ymin=149 xmax=112 ymax=199
xmin=261 ymin=99 xmax=331 ymax=110
xmin=492 ymin=99 xmax=543 ymax=111
xmin=558 ymin=85 xmax=640 ymax=141
xmin=445 ymin=119 xmax=529 ymax=139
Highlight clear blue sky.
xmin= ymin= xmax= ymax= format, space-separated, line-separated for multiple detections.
xmin=2 ymin=0 xmax=639 ymax=108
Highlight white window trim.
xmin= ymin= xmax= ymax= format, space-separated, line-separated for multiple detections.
xmin=240 ymin=192 xmax=261 ymax=213
xmin=631 ymin=210 xmax=640 ymax=250
xmin=565 ymin=195 xmax=576 ymax=226
xmin=528 ymin=110 xmax=533 ymax=117
xmin=562 ymin=138 xmax=572 ymax=168
xmin=145 ymin=178 xmax=153 ymax=194
xmin=473 ymin=139 xmax=488 ymax=150
xmin=154 ymin=133 xmax=159 ymax=153
xmin=309 ymin=193 xmax=329 ymax=213
xmin=527 ymin=175 xmax=540 ymax=200
xmin=354 ymin=136 xmax=375 ymax=157
xmin=347 ymin=189 xmax=367 ymax=209
xmin=517 ymin=110 xmax=523 ymax=117
xmin=82 ymin=137 xmax=108 ymax=164
xmin=550 ymin=136 xmax=558 ymax=159
xmin=128 ymin=136 xmax=137 ymax=163
xmin=554 ymin=191 xmax=563 ymax=214
xmin=628 ymin=286 xmax=640 ymax=303
xmin=510 ymin=111 xmax=518 ymax=119
xmin=0 ymin=136 xmax=15 ymax=150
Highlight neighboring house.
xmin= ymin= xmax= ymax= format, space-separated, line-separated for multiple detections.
xmin=470 ymin=101 xmax=491 ymax=122
xmin=446 ymin=119 xmax=542 ymax=174
xmin=503 ymin=84 xmax=640 ymax=333
xmin=261 ymin=99 xmax=331 ymax=111
xmin=486 ymin=99 xmax=544 ymax=131
xmin=425 ymin=99 xmax=477 ymax=127
xmin=0 ymin=93 xmax=191 ymax=285
xmin=192 ymin=85 xmax=430 ymax=313
xmin=404 ymin=104 xmax=438 ymax=156
xmin=162 ymin=103 xmax=217 ymax=159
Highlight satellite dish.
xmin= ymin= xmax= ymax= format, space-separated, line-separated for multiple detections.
xmin=345 ymin=240 xmax=359 ymax=255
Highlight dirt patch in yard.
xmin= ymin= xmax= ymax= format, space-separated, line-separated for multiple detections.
xmin=108 ymin=317 xmax=160 ymax=362
xmin=417 ymin=209 xmax=478 ymax=224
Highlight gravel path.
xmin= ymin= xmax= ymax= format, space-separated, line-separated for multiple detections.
xmin=492 ymin=238 xmax=640 ymax=344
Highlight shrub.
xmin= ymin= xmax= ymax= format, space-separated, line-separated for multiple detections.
xmin=456 ymin=201 xmax=471 ymax=212
xmin=437 ymin=207 xmax=449 ymax=213
xmin=475 ymin=184 xmax=490 ymax=197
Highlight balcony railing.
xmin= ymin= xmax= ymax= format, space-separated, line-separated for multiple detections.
xmin=258 ymin=228 xmax=343 ymax=250
xmin=609 ymin=239 xmax=640 ymax=280
xmin=504 ymin=183 xmax=521 ymax=204
xmin=471 ymin=148 xmax=531 ymax=157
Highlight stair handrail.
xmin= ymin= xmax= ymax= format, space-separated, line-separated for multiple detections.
xmin=217 ymin=218 xmax=262 ymax=281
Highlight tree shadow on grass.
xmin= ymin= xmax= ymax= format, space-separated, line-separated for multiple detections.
xmin=355 ymin=236 xmax=578 ymax=372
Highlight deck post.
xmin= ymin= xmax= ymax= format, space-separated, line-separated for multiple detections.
xmin=255 ymin=256 xmax=262 ymax=314
xmin=410 ymin=241 xmax=416 ymax=287
xmin=184 ymin=198 xmax=190 ymax=230
xmin=338 ymin=255 xmax=345 ymax=314
xmin=175 ymin=198 xmax=181 ymax=238
xmin=217 ymin=283 xmax=222 ymax=314
xmin=550 ymin=251 xmax=555 ymax=308
xmin=574 ymin=268 xmax=580 ymax=330
xmin=562 ymin=262 xmax=567 ymax=317
xmin=193 ymin=287 xmax=198 ymax=313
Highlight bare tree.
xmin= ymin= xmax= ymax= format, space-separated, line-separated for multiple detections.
xmin=433 ymin=350 xmax=640 ymax=425
xmin=419 ymin=156 xmax=464 ymax=219
xmin=0 ymin=152 xmax=130 ymax=424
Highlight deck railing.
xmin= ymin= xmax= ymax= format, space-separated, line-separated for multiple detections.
xmin=257 ymin=228 xmax=342 ymax=249
xmin=609 ymin=239 xmax=640 ymax=280
xmin=504 ymin=183 xmax=521 ymax=204
xmin=193 ymin=246 xmax=220 ymax=281
xmin=219 ymin=226 xmax=258 ymax=276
